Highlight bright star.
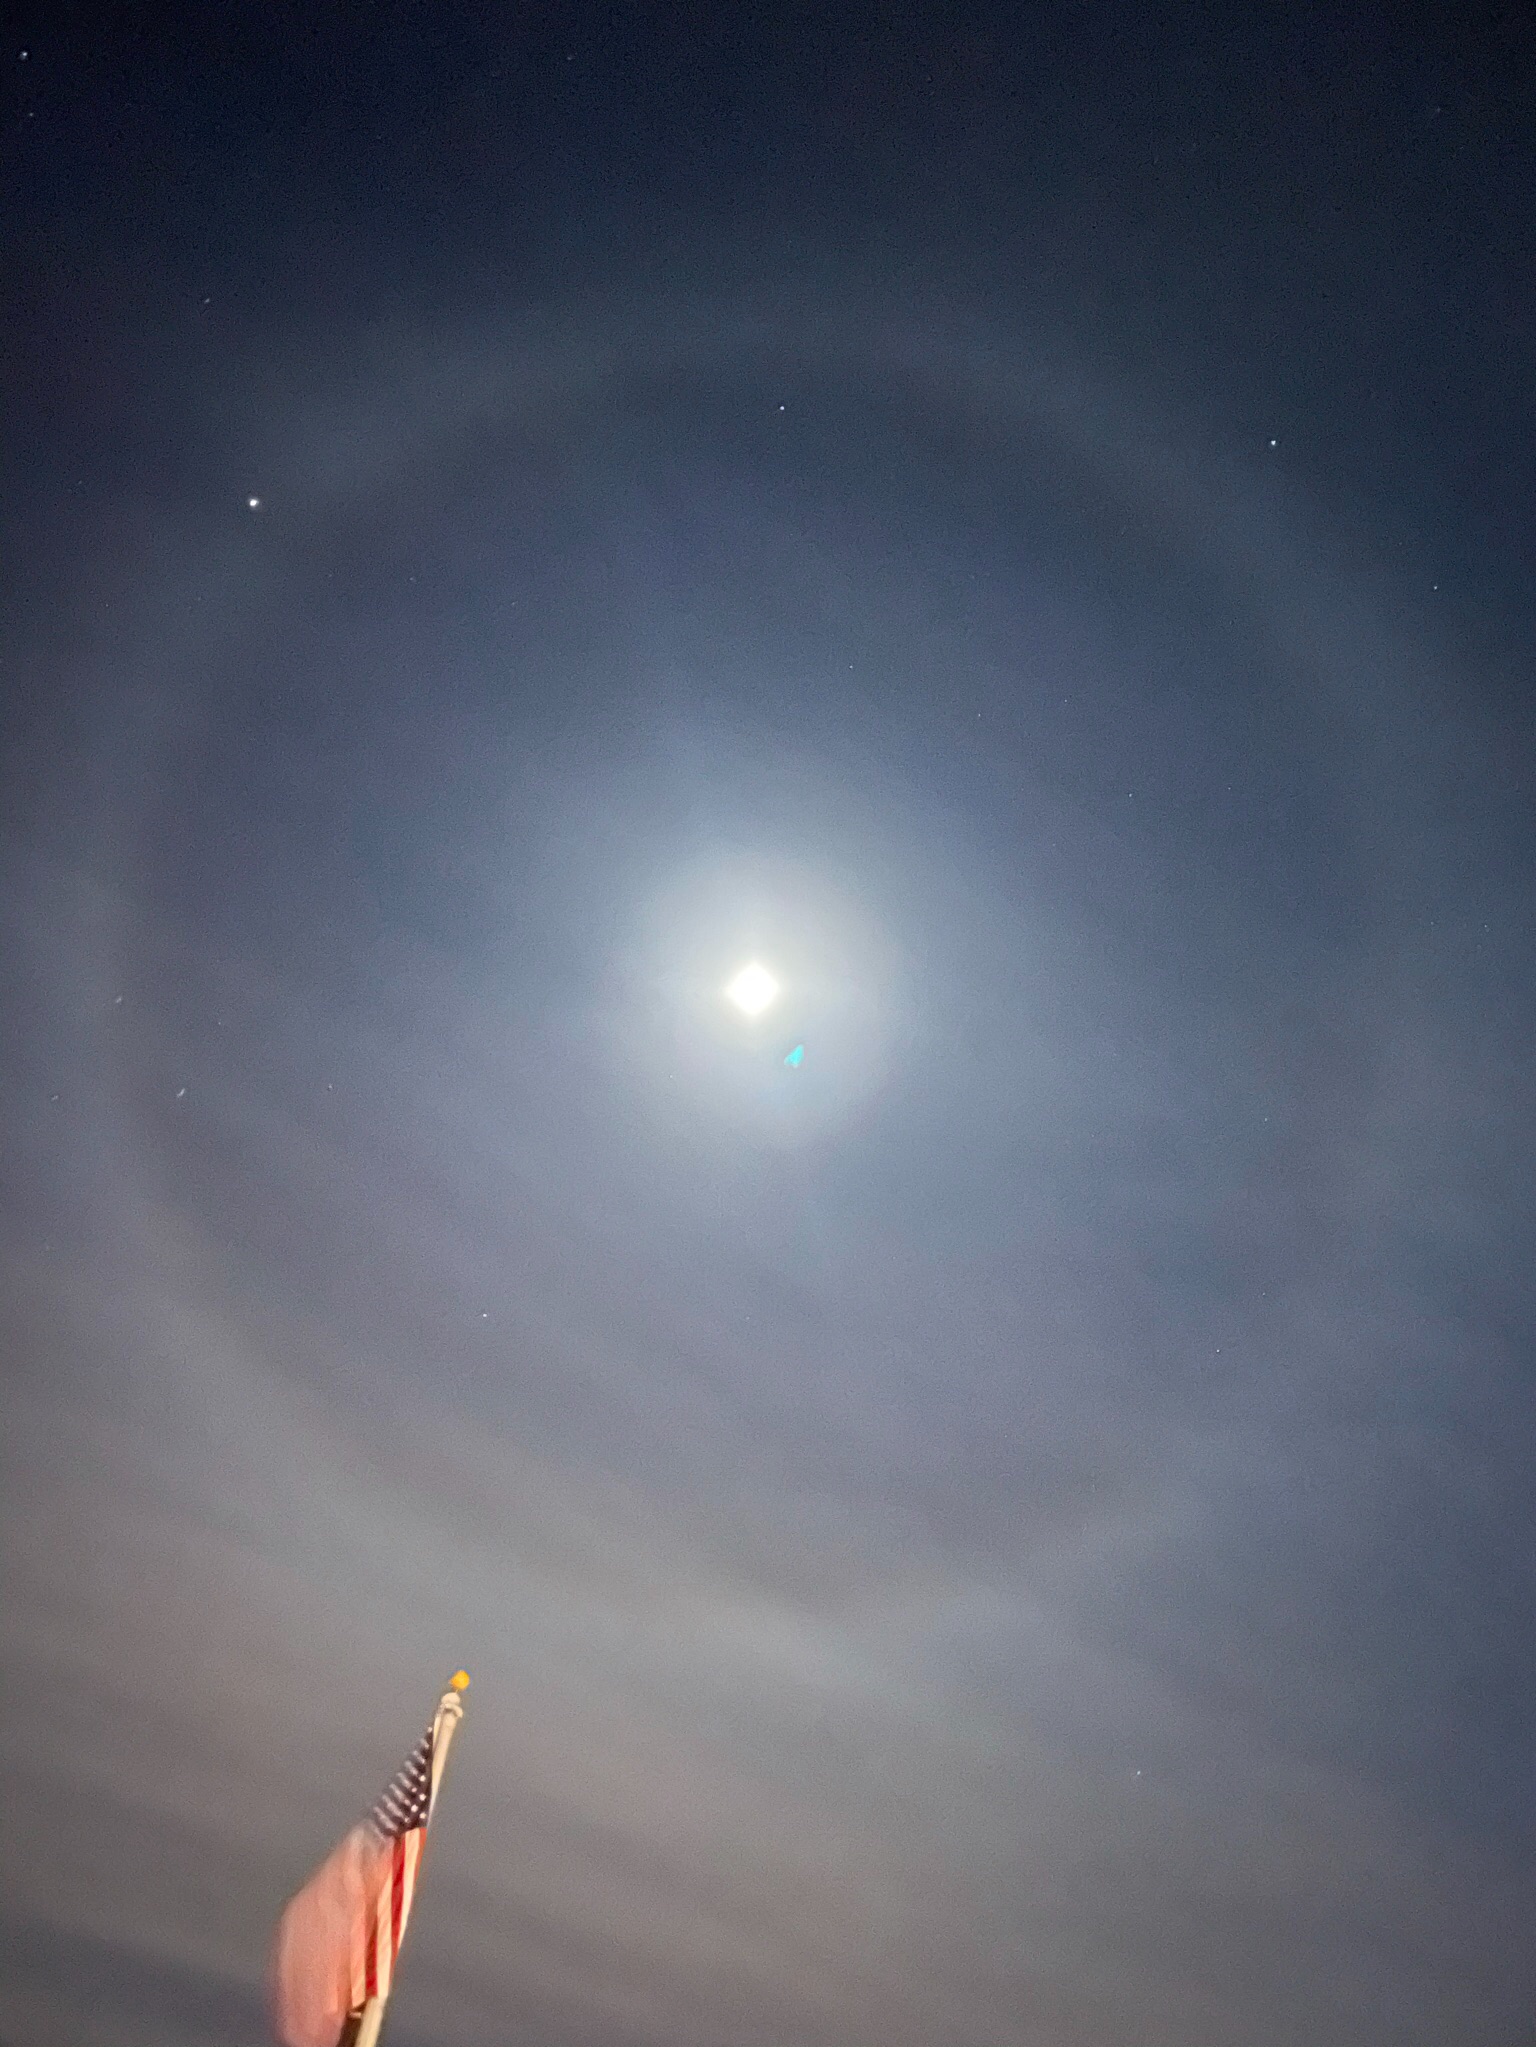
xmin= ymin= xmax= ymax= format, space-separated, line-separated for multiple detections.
xmin=725 ymin=962 xmax=779 ymax=1016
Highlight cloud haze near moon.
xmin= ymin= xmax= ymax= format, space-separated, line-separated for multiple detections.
xmin=3 ymin=266 xmax=1533 ymax=2047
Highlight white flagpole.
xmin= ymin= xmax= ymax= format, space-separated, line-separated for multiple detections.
xmin=349 ymin=1673 xmax=469 ymax=2047
xmin=428 ymin=1682 xmax=466 ymax=1810
xmin=352 ymin=1997 xmax=387 ymax=2047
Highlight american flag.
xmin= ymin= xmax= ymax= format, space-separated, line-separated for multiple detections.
xmin=271 ymin=1692 xmax=460 ymax=2047
xmin=357 ymin=1720 xmax=435 ymax=2002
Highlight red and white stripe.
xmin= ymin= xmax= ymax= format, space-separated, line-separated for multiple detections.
xmin=349 ymin=1826 xmax=424 ymax=2009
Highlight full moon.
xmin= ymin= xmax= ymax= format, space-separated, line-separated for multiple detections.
xmin=724 ymin=962 xmax=779 ymax=1016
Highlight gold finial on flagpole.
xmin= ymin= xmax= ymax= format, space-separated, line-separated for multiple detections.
xmin=450 ymin=1670 xmax=470 ymax=1692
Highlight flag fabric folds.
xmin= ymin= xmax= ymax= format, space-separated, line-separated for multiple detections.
xmin=271 ymin=1707 xmax=450 ymax=2047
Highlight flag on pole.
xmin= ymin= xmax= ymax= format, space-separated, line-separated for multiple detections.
xmin=271 ymin=1675 xmax=468 ymax=2047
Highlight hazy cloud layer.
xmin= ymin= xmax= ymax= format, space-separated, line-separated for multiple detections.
xmin=5 ymin=213 xmax=1534 ymax=2047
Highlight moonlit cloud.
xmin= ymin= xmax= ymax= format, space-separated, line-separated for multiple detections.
xmin=4 ymin=24 xmax=1534 ymax=2046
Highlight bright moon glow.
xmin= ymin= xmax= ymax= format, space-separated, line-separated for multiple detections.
xmin=725 ymin=962 xmax=779 ymax=1016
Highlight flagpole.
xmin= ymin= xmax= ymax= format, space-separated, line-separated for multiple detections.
xmin=347 ymin=1673 xmax=470 ymax=2047
xmin=351 ymin=2000 xmax=387 ymax=2047
xmin=428 ymin=1680 xmax=466 ymax=1809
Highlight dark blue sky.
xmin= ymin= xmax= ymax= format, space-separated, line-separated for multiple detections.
xmin=3 ymin=7 xmax=1534 ymax=2046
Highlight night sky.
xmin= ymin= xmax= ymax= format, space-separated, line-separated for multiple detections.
xmin=4 ymin=7 xmax=1535 ymax=2045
